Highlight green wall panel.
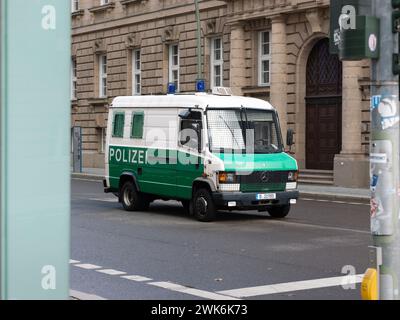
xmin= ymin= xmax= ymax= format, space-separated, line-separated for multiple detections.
xmin=1 ymin=0 xmax=70 ymax=299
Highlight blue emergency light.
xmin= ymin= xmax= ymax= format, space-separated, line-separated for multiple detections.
xmin=196 ymin=79 xmax=206 ymax=92
xmin=167 ymin=82 xmax=176 ymax=94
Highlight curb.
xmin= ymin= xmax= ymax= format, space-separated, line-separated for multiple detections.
xmin=299 ymin=191 xmax=370 ymax=204
xmin=71 ymin=173 xmax=104 ymax=181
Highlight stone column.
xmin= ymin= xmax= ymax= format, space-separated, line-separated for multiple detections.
xmin=229 ymin=22 xmax=246 ymax=95
xmin=270 ymin=16 xmax=288 ymax=143
xmin=334 ymin=60 xmax=369 ymax=188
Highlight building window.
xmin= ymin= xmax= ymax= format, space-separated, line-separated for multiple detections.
xmin=71 ymin=0 xmax=79 ymax=12
xmin=100 ymin=128 xmax=107 ymax=154
xmin=100 ymin=0 xmax=110 ymax=5
xmin=112 ymin=112 xmax=125 ymax=138
xmin=132 ymin=49 xmax=141 ymax=95
xmin=169 ymin=44 xmax=180 ymax=92
xmin=71 ymin=58 xmax=77 ymax=100
xmin=99 ymin=54 xmax=107 ymax=98
xmin=259 ymin=31 xmax=271 ymax=86
xmin=210 ymin=37 xmax=223 ymax=88
xmin=131 ymin=112 xmax=144 ymax=139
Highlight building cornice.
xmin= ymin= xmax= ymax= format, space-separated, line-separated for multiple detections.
xmin=72 ymin=0 xmax=226 ymax=36
xmin=225 ymin=0 xmax=329 ymax=24
xmin=88 ymin=2 xmax=115 ymax=14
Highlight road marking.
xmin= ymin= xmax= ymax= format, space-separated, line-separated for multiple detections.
xmin=75 ymin=263 xmax=102 ymax=270
xmin=301 ymin=198 xmax=369 ymax=206
xmin=89 ymin=198 xmax=117 ymax=203
xmin=69 ymin=259 xmax=80 ymax=264
xmin=149 ymin=281 xmax=240 ymax=300
xmin=96 ymin=269 xmax=127 ymax=276
xmin=267 ymin=219 xmax=370 ymax=235
xmin=121 ymin=275 xmax=153 ymax=282
xmin=70 ymin=289 xmax=107 ymax=301
xmin=217 ymin=274 xmax=364 ymax=298
xmin=72 ymin=178 xmax=103 ymax=183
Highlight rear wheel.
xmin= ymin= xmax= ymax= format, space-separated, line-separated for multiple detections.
xmin=120 ymin=181 xmax=149 ymax=212
xmin=267 ymin=205 xmax=290 ymax=219
xmin=192 ymin=188 xmax=216 ymax=222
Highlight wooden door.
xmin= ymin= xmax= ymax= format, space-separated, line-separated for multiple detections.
xmin=306 ymin=39 xmax=342 ymax=170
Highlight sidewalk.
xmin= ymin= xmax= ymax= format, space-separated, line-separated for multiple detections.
xmin=71 ymin=168 xmax=370 ymax=203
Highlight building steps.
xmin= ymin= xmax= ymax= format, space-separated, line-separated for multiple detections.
xmin=298 ymin=169 xmax=334 ymax=186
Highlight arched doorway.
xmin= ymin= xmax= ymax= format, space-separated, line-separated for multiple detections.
xmin=306 ymin=38 xmax=342 ymax=170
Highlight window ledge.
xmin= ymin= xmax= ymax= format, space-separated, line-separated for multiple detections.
xmin=71 ymin=9 xmax=84 ymax=18
xmin=242 ymin=86 xmax=270 ymax=94
xmin=88 ymin=97 xmax=109 ymax=106
xmin=88 ymin=2 xmax=115 ymax=14
xmin=121 ymin=0 xmax=146 ymax=6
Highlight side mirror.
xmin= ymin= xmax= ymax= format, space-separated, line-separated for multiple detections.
xmin=287 ymin=129 xmax=294 ymax=147
xmin=179 ymin=109 xmax=191 ymax=119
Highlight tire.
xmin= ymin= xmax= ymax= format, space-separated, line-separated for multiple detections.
xmin=191 ymin=188 xmax=217 ymax=222
xmin=267 ymin=205 xmax=290 ymax=219
xmin=120 ymin=181 xmax=149 ymax=212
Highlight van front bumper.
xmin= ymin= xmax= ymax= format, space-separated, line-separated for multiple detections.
xmin=212 ymin=190 xmax=299 ymax=210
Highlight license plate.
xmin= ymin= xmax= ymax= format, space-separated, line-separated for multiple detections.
xmin=256 ymin=193 xmax=276 ymax=201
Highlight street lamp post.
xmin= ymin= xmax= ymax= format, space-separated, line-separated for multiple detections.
xmin=195 ymin=0 xmax=205 ymax=90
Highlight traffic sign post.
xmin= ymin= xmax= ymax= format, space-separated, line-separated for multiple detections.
xmin=331 ymin=0 xmax=400 ymax=300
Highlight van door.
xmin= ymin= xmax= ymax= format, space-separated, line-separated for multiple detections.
xmin=140 ymin=108 xmax=177 ymax=198
xmin=176 ymin=110 xmax=204 ymax=200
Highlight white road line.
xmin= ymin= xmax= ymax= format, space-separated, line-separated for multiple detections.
xmin=69 ymin=260 xmax=80 ymax=264
xmin=89 ymin=198 xmax=116 ymax=203
xmin=96 ymin=269 xmax=127 ymax=276
xmin=70 ymin=290 xmax=107 ymax=301
xmin=74 ymin=263 xmax=102 ymax=270
xmin=149 ymin=282 xmax=240 ymax=300
xmin=72 ymin=178 xmax=103 ymax=183
xmin=301 ymin=198 xmax=369 ymax=206
xmin=217 ymin=274 xmax=364 ymax=298
xmin=121 ymin=275 xmax=153 ymax=282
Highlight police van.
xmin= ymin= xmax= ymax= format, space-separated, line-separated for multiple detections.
xmin=103 ymin=90 xmax=299 ymax=222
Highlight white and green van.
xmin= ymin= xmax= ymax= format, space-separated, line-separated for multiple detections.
xmin=103 ymin=92 xmax=299 ymax=222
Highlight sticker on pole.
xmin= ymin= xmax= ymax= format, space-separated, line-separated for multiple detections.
xmin=368 ymin=34 xmax=378 ymax=52
xmin=370 ymin=153 xmax=388 ymax=164
xmin=371 ymin=95 xmax=381 ymax=111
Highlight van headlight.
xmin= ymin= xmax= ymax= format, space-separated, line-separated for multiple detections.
xmin=218 ymin=172 xmax=240 ymax=192
xmin=286 ymin=171 xmax=298 ymax=190
xmin=287 ymin=171 xmax=298 ymax=182
xmin=218 ymin=172 xmax=237 ymax=184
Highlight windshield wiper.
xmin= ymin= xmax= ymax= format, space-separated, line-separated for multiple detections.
xmin=218 ymin=115 xmax=242 ymax=150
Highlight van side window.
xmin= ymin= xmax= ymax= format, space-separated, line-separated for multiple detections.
xmin=179 ymin=111 xmax=202 ymax=150
xmin=112 ymin=112 xmax=125 ymax=138
xmin=131 ymin=112 xmax=144 ymax=139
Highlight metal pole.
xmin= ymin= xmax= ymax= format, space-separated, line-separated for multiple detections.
xmin=370 ymin=0 xmax=400 ymax=300
xmin=0 ymin=0 xmax=3 ymax=300
xmin=195 ymin=0 xmax=203 ymax=81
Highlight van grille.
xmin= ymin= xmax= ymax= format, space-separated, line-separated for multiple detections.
xmin=239 ymin=171 xmax=288 ymax=193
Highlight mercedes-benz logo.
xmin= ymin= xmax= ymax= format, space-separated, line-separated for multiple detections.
xmin=260 ymin=171 xmax=270 ymax=183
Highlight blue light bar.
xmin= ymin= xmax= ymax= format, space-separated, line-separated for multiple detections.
xmin=196 ymin=79 xmax=206 ymax=92
xmin=167 ymin=82 xmax=176 ymax=94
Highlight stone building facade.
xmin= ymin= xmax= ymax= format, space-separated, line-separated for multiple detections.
xmin=71 ymin=0 xmax=370 ymax=188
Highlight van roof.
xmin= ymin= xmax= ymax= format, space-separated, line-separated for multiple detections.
xmin=111 ymin=94 xmax=274 ymax=111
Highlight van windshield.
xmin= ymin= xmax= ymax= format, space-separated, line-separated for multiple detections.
xmin=207 ymin=108 xmax=283 ymax=154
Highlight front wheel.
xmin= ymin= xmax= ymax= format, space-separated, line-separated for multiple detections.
xmin=267 ymin=205 xmax=290 ymax=219
xmin=192 ymin=189 xmax=217 ymax=222
xmin=120 ymin=181 xmax=149 ymax=212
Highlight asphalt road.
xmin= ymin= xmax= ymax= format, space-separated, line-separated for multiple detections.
xmin=71 ymin=178 xmax=370 ymax=300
